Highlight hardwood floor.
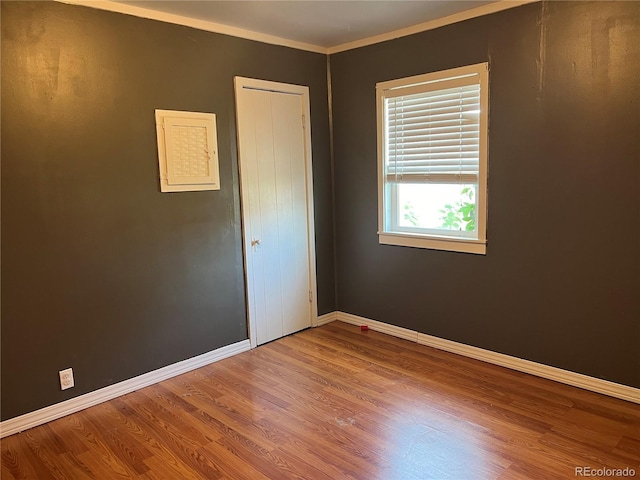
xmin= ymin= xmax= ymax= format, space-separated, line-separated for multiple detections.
xmin=2 ymin=321 xmax=639 ymax=479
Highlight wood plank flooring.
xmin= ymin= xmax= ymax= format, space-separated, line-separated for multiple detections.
xmin=2 ymin=321 xmax=639 ymax=479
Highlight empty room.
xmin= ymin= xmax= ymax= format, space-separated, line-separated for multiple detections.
xmin=1 ymin=0 xmax=639 ymax=478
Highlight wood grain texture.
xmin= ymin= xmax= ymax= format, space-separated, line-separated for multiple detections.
xmin=2 ymin=321 xmax=639 ymax=479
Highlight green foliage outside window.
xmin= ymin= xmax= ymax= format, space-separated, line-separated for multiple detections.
xmin=439 ymin=187 xmax=476 ymax=231
xmin=403 ymin=202 xmax=419 ymax=227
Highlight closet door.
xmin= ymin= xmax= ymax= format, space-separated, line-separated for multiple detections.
xmin=235 ymin=78 xmax=316 ymax=346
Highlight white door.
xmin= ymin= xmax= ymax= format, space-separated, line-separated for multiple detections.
xmin=234 ymin=77 xmax=317 ymax=347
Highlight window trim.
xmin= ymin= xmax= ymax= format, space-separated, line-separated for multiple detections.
xmin=376 ymin=63 xmax=489 ymax=255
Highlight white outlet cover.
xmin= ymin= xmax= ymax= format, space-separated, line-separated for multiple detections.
xmin=59 ymin=368 xmax=74 ymax=390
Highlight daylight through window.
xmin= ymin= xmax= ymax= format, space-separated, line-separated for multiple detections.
xmin=377 ymin=63 xmax=488 ymax=254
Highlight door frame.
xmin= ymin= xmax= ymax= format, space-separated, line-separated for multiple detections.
xmin=234 ymin=76 xmax=318 ymax=348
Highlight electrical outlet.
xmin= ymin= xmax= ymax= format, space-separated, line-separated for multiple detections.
xmin=59 ymin=368 xmax=74 ymax=390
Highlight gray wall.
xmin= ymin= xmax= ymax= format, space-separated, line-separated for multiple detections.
xmin=2 ymin=0 xmax=638 ymax=423
xmin=330 ymin=1 xmax=640 ymax=388
xmin=1 ymin=1 xmax=334 ymax=420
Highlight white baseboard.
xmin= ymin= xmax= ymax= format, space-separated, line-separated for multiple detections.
xmin=337 ymin=311 xmax=418 ymax=341
xmin=0 ymin=339 xmax=251 ymax=438
xmin=316 ymin=311 xmax=338 ymax=326
xmin=335 ymin=311 xmax=640 ymax=404
xmin=4 ymin=313 xmax=637 ymax=439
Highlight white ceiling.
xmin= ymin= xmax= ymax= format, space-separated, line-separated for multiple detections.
xmin=111 ymin=1 xmax=503 ymax=50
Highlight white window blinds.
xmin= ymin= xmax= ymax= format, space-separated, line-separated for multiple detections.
xmin=384 ymin=80 xmax=481 ymax=184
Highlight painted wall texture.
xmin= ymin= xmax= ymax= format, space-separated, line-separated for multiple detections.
xmin=1 ymin=1 xmax=333 ymax=420
xmin=2 ymin=0 xmax=639 ymax=422
xmin=330 ymin=1 xmax=640 ymax=388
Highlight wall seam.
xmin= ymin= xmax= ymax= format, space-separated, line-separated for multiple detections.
xmin=326 ymin=54 xmax=339 ymax=311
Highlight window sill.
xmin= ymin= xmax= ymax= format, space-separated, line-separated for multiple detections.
xmin=378 ymin=232 xmax=486 ymax=255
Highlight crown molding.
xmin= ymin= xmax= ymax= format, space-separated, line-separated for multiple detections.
xmin=327 ymin=0 xmax=540 ymax=54
xmin=55 ymin=0 xmax=540 ymax=55
xmin=55 ymin=0 xmax=328 ymax=54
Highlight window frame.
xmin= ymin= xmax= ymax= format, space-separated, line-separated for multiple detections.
xmin=376 ymin=63 xmax=489 ymax=255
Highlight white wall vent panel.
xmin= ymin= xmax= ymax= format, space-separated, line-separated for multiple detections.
xmin=155 ymin=109 xmax=220 ymax=192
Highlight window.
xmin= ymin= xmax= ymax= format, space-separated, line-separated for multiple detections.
xmin=376 ymin=63 xmax=488 ymax=254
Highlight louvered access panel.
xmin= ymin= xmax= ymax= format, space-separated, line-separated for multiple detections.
xmin=156 ymin=110 xmax=220 ymax=192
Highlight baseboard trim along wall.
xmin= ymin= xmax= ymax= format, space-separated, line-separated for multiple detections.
xmin=3 ymin=311 xmax=638 ymax=438
xmin=0 ymin=339 xmax=251 ymax=438
xmin=316 ymin=311 xmax=338 ymax=326
xmin=335 ymin=311 xmax=640 ymax=404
